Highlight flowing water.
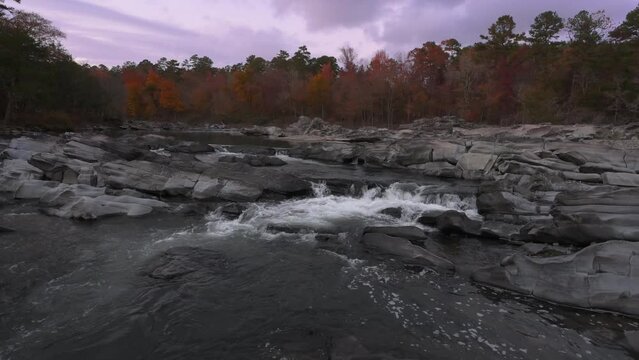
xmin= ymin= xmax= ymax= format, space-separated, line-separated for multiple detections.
xmin=1 ymin=136 xmax=638 ymax=359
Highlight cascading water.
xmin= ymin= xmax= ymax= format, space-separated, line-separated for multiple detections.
xmin=205 ymin=182 xmax=478 ymax=238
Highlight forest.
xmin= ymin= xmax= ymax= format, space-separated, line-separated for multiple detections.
xmin=1 ymin=0 xmax=639 ymax=129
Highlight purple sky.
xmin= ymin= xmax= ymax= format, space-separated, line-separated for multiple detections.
xmin=16 ymin=0 xmax=638 ymax=66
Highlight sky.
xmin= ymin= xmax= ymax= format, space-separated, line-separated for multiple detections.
xmin=14 ymin=0 xmax=639 ymax=67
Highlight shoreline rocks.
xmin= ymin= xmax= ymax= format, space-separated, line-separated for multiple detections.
xmin=472 ymin=240 xmax=639 ymax=316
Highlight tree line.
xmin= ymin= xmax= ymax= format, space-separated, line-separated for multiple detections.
xmin=1 ymin=1 xmax=639 ymax=128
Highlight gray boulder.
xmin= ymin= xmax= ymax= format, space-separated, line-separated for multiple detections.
xmin=414 ymin=162 xmax=462 ymax=178
xmin=290 ymin=142 xmax=357 ymax=163
xmin=29 ymin=152 xmax=94 ymax=184
xmin=218 ymin=154 xmax=286 ymax=167
xmin=532 ymin=187 xmax=639 ymax=245
xmin=361 ymin=232 xmax=454 ymax=271
xmin=46 ymin=195 xmax=167 ymax=219
xmin=192 ymin=175 xmax=262 ymax=202
xmin=456 ymin=153 xmax=497 ymax=180
xmin=579 ymin=162 xmax=635 ymax=174
xmin=62 ymin=140 xmax=115 ymax=162
xmin=14 ymin=180 xmax=60 ymax=199
xmin=0 ymin=159 xmax=44 ymax=193
xmin=39 ymin=184 xmax=106 ymax=207
xmin=99 ymin=160 xmax=170 ymax=193
xmin=601 ymin=172 xmax=639 ymax=187
xmin=472 ymin=240 xmax=639 ymax=317
xmin=363 ymin=226 xmax=427 ymax=243
xmin=435 ymin=210 xmax=482 ymax=236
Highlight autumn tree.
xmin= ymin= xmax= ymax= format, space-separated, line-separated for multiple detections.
xmin=306 ymin=63 xmax=333 ymax=118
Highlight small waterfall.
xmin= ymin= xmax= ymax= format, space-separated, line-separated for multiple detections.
xmin=205 ymin=182 xmax=478 ymax=238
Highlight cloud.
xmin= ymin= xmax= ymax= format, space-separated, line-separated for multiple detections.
xmin=271 ymin=0 xmax=391 ymax=30
xmin=18 ymin=0 xmax=296 ymax=66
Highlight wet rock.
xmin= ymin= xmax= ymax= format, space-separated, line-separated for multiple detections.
xmin=380 ymin=207 xmax=402 ymax=218
xmin=552 ymin=143 xmax=627 ymax=168
xmin=579 ymin=162 xmax=635 ymax=174
xmin=472 ymin=240 xmax=639 ymax=316
xmin=45 ymin=195 xmax=166 ymax=219
xmin=416 ymin=209 xmax=447 ymax=226
xmin=624 ymin=331 xmax=639 ymax=355
xmin=477 ymin=189 xmax=539 ymax=217
xmin=70 ymin=135 xmax=143 ymax=161
xmin=290 ymin=142 xmax=357 ymax=163
xmin=192 ymin=175 xmax=262 ymax=202
xmin=0 ymin=226 xmax=14 ymax=233
xmin=241 ymin=125 xmax=284 ymax=137
xmin=217 ymin=179 xmax=262 ymax=202
xmin=14 ymin=180 xmax=60 ymax=199
xmin=505 ymin=153 xmax=579 ymax=172
xmin=29 ymin=152 xmax=93 ymax=182
xmin=142 ymin=246 xmax=228 ymax=280
xmin=456 ymin=153 xmax=497 ymax=180
xmin=267 ymin=224 xmax=315 ymax=234
xmin=315 ymin=233 xmax=339 ymax=242
xmin=218 ymin=203 xmax=247 ymax=219
xmin=519 ymin=243 xmax=572 ymax=257
xmin=480 ymin=221 xmax=523 ymax=241
xmin=165 ymin=141 xmax=211 ymax=153
xmin=163 ymin=172 xmax=200 ymax=196
xmin=601 ymin=172 xmax=639 ymax=187
xmin=394 ymin=142 xmax=433 ymax=166
xmin=47 ymin=193 xmax=167 ymax=219
xmin=62 ymin=140 xmax=115 ymax=162
xmin=218 ymin=154 xmax=286 ymax=167
xmin=191 ymin=176 xmax=222 ymax=200
xmin=418 ymin=162 xmax=462 ymax=178
xmin=435 ymin=210 xmax=482 ymax=236
xmin=39 ymin=184 xmax=106 ymax=207
xmin=363 ymin=226 xmax=427 ymax=243
xmin=562 ymin=171 xmax=602 ymax=183
xmin=99 ymin=160 xmax=174 ymax=194
xmin=533 ymin=187 xmax=639 ymax=245
xmin=361 ymin=232 xmax=454 ymax=271
xmin=0 ymin=159 xmax=45 ymax=194
xmin=211 ymin=145 xmax=277 ymax=156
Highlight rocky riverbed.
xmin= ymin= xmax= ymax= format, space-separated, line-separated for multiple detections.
xmin=1 ymin=116 xmax=639 ymax=359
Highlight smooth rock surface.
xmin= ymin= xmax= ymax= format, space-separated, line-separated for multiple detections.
xmin=472 ymin=241 xmax=639 ymax=316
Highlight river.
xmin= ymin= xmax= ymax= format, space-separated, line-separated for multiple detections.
xmin=0 ymin=133 xmax=637 ymax=359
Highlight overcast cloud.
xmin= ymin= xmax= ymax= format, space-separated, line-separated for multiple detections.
xmin=15 ymin=0 xmax=638 ymax=66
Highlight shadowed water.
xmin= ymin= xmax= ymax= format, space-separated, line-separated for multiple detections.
xmin=1 ymin=182 xmax=637 ymax=360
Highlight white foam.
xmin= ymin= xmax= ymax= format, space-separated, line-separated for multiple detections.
xmin=205 ymin=182 xmax=478 ymax=238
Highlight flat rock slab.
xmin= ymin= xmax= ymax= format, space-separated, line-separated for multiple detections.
xmin=602 ymin=172 xmax=639 ymax=187
xmin=534 ymin=187 xmax=639 ymax=245
xmin=472 ymin=240 xmax=639 ymax=316
xmin=363 ymin=226 xmax=427 ymax=242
